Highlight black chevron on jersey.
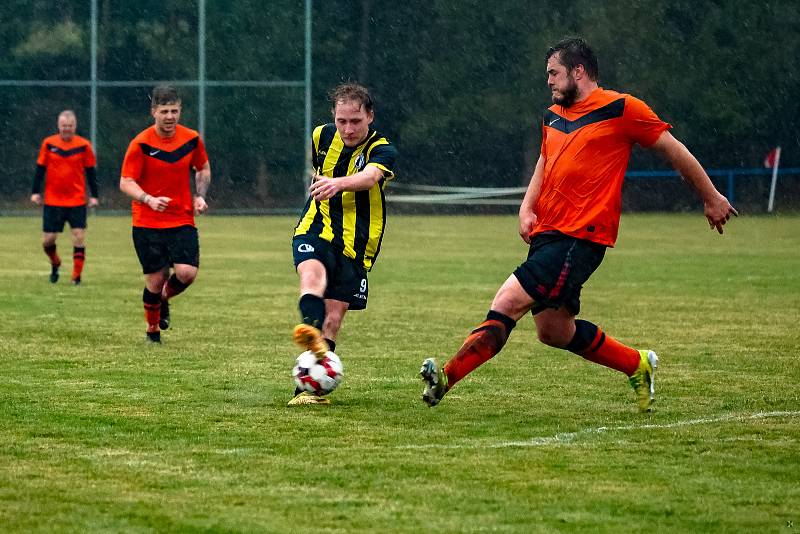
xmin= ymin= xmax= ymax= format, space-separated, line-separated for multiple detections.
xmin=139 ymin=137 xmax=199 ymax=163
xmin=544 ymin=98 xmax=625 ymax=135
xmin=46 ymin=144 xmax=87 ymax=158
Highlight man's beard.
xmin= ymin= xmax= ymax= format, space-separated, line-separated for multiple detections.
xmin=552 ymin=77 xmax=578 ymax=107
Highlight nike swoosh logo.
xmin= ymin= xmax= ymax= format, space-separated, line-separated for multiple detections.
xmin=548 ymin=118 xmax=560 ymax=126
xmin=149 ymin=150 xmax=160 ymax=156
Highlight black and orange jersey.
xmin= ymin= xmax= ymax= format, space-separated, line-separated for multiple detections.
xmin=533 ymin=88 xmax=671 ymax=246
xmin=121 ymin=124 xmax=208 ymax=229
xmin=35 ymin=134 xmax=96 ymax=207
xmin=294 ymin=124 xmax=397 ymax=271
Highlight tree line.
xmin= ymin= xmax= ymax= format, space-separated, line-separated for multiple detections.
xmin=1 ymin=0 xmax=797 ymax=210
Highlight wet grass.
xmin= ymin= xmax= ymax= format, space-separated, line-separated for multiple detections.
xmin=0 ymin=213 xmax=798 ymax=532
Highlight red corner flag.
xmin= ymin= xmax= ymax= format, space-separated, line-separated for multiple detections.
xmin=765 ymin=147 xmax=782 ymax=212
xmin=764 ymin=147 xmax=780 ymax=168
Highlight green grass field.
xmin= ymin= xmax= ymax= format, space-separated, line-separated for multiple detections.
xmin=1 ymin=213 xmax=798 ymax=532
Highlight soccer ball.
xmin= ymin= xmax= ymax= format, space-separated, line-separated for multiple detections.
xmin=292 ymin=351 xmax=343 ymax=396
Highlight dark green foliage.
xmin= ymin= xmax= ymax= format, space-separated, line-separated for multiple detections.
xmin=1 ymin=1 xmax=798 ymax=209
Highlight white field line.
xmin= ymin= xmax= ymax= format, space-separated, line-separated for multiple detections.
xmin=399 ymin=411 xmax=800 ymax=450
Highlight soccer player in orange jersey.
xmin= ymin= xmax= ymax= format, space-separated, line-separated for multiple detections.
xmin=420 ymin=37 xmax=738 ymax=412
xmin=31 ymin=110 xmax=99 ymax=284
xmin=119 ymin=86 xmax=211 ymax=344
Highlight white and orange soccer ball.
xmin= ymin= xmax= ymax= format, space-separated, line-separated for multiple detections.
xmin=292 ymin=351 xmax=343 ymax=396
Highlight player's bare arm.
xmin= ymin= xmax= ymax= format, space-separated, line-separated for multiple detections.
xmin=518 ymin=155 xmax=545 ymax=244
xmin=651 ymin=130 xmax=738 ymax=234
xmin=119 ymin=176 xmax=171 ymax=212
xmin=30 ymin=194 xmax=42 ymax=205
xmin=193 ymin=162 xmax=211 ymax=214
xmin=309 ymin=165 xmax=384 ymax=201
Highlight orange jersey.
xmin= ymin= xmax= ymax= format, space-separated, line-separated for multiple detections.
xmin=121 ymin=124 xmax=209 ymax=229
xmin=36 ymin=134 xmax=96 ymax=207
xmin=534 ymin=88 xmax=671 ymax=246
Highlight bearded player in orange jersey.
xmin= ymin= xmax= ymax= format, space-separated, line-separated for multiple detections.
xmin=31 ymin=110 xmax=99 ymax=285
xmin=420 ymin=37 xmax=737 ymax=412
xmin=119 ymin=86 xmax=211 ymax=344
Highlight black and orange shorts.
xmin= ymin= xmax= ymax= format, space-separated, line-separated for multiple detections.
xmin=43 ymin=205 xmax=87 ymax=233
xmin=132 ymin=225 xmax=200 ymax=274
xmin=512 ymin=231 xmax=606 ymax=316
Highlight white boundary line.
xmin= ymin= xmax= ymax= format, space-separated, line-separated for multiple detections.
xmin=399 ymin=411 xmax=800 ymax=450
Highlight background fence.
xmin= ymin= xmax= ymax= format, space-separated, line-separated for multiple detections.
xmin=1 ymin=1 xmax=798 ymax=214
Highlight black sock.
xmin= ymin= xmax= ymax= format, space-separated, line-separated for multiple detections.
xmin=565 ymin=319 xmax=600 ymax=354
xmin=298 ymin=293 xmax=325 ymax=330
xmin=486 ymin=310 xmax=517 ymax=333
xmin=164 ymin=273 xmax=190 ymax=299
xmin=325 ymin=338 xmax=336 ymax=353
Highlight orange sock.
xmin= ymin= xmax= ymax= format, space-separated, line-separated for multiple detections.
xmin=443 ymin=311 xmax=516 ymax=389
xmin=43 ymin=244 xmax=60 ymax=267
xmin=567 ymin=320 xmax=640 ymax=376
xmin=72 ymin=247 xmax=85 ymax=280
xmin=143 ymin=288 xmax=161 ymax=333
xmin=163 ymin=274 xmax=190 ymax=300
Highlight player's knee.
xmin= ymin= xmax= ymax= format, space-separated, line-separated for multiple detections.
xmin=174 ymin=267 xmax=197 ymax=285
xmin=536 ymin=326 xmax=570 ymax=348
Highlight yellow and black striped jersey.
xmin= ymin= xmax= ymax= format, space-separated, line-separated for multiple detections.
xmin=294 ymin=124 xmax=397 ymax=271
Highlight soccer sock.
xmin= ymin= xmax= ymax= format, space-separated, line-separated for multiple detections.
xmin=72 ymin=246 xmax=85 ymax=280
xmin=143 ymin=288 xmax=162 ymax=333
xmin=565 ymin=319 xmax=640 ymax=376
xmin=43 ymin=244 xmax=60 ymax=267
xmin=298 ymin=293 xmax=325 ymax=330
xmin=162 ymin=273 xmax=190 ymax=300
xmin=443 ymin=310 xmax=517 ymax=389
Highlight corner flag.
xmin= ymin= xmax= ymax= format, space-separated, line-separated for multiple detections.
xmin=764 ymin=147 xmax=781 ymax=212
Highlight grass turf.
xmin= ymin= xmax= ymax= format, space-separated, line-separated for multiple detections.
xmin=0 ymin=213 xmax=798 ymax=532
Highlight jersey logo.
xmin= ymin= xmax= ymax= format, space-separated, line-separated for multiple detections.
xmin=544 ymin=98 xmax=625 ymax=135
xmin=297 ymin=243 xmax=315 ymax=253
xmin=140 ymin=137 xmax=199 ymax=163
xmin=46 ymin=144 xmax=87 ymax=157
xmin=354 ymin=153 xmax=366 ymax=171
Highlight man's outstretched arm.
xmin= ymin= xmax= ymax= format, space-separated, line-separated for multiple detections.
xmin=651 ymin=130 xmax=738 ymax=234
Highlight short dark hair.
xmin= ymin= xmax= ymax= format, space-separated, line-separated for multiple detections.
xmin=545 ymin=37 xmax=599 ymax=81
xmin=150 ymin=85 xmax=181 ymax=107
xmin=328 ymin=82 xmax=374 ymax=114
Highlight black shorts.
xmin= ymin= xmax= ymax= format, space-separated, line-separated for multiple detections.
xmin=292 ymin=235 xmax=368 ymax=310
xmin=43 ymin=205 xmax=87 ymax=233
xmin=132 ymin=225 xmax=200 ymax=274
xmin=513 ymin=232 xmax=606 ymax=316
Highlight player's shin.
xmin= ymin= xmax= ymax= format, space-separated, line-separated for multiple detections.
xmin=566 ymin=319 xmax=639 ymax=375
xmin=298 ymin=293 xmax=325 ymax=329
xmin=443 ymin=310 xmax=517 ymax=389
xmin=142 ymin=288 xmax=161 ymax=333
xmin=43 ymin=243 xmax=60 ymax=266
xmin=72 ymin=246 xmax=85 ymax=282
xmin=162 ymin=273 xmax=190 ymax=300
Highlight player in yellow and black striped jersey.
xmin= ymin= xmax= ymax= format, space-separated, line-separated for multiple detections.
xmin=289 ymin=83 xmax=397 ymax=406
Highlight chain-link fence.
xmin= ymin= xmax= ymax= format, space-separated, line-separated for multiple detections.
xmin=0 ymin=0 xmax=311 ymax=213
